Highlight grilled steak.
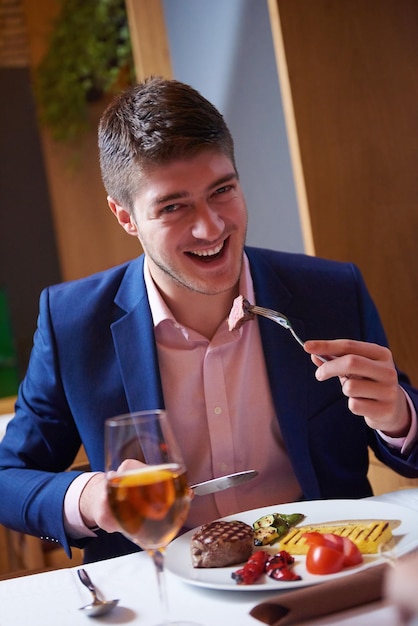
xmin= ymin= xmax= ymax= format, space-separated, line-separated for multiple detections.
xmin=191 ymin=520 xmax=253 ymax=568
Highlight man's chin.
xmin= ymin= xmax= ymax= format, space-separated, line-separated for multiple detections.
xmin=183 ymin=278 xmax=239 ymax=297
xmin=152 ymin=255 xmax=242 ymax=297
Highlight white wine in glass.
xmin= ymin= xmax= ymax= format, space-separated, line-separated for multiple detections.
xmin=105 ymin=409 xmax=200 ymax=626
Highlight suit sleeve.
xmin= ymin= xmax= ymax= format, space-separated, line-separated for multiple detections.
xmin=0 ymin=287 xmax=87 ymax=556
xmin=351 ymin=264 xmax=418 ymax=472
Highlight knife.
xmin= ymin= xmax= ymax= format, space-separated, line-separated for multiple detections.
xmin=191 ymin=470 xmax=258 ymax=496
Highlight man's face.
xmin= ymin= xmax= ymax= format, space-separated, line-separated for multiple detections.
xmin=114 ymin=150 xmax=248 ymax=299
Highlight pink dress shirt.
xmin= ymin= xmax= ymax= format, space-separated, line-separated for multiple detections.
xmin=144 ymin=254 xmax=302 ymax=530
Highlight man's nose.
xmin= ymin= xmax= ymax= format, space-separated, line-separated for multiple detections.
xmin=191 ymin=203 xmax=224 ymax=239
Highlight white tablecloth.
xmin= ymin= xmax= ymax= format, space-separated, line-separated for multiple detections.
xmin=1 ymin=489 xmax=417 ymax=626
xmin=0 ymin=412 xmax=13 ymax=441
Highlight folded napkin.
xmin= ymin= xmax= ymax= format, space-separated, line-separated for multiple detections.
xmin=250 ymin=563 xmax=388 ymax=625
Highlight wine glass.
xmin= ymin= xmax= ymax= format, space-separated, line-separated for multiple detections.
xmin=105 ymin=409 xmax=200 ymax=626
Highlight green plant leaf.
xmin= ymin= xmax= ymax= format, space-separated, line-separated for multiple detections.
xmin=35 ymin=0 xmax=134 ymax=142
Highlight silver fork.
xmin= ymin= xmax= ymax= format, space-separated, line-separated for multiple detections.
xmin=248 ymin=304 xmax=329 ymax=363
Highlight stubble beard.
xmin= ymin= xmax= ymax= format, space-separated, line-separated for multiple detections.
xmin=149 ymin=252 xmax=244 ymax=296
xmin=142 ymin=220 xmax=248 ymax=297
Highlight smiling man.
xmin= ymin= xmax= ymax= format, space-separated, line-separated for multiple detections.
xmin=0 ymin=77 xmax=417 ymax=564
xmin=108 ymin=150 xmax=248 ymax=338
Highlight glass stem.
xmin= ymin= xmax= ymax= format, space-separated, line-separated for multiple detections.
xmin=151 ymin=548 xmax=169 ymax=624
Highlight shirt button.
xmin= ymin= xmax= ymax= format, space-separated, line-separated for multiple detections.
xmin=214 ymin=406 xmax=222 ymax=415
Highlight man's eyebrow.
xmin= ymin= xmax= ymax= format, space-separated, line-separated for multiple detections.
xmin=152 ymin=172 xmax=238 ymax=207
xmin=207 ymin=172 xmax=238 ymax=191
xmin=153 ymin=190 xmax=189 ymax=207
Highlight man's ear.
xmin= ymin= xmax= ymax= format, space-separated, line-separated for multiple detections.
xmin=107 ymin=197 xmax=139 ymax=236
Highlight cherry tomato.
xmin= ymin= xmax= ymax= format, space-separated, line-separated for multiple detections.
xmin=339 ymin=537 xmax=363 ymax=567
xmin=303 ymin=532 xmax=363 ymax=570
xmin=320 ymin=533 xmax=345 ymax=551
xmin=302 ymin=531 xmax=330 ymax=547
xmin=305 ymin=544 xmax=345 ymax=575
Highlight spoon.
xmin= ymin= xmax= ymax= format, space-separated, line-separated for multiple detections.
xmin=77 ymin=568 xmax=119 ymax=617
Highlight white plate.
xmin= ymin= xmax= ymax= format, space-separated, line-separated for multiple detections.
xmin=165 ymin=499 xmax=418 ymax=591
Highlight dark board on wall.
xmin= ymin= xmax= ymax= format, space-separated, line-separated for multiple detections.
xmin=0 ymin=67 xmax=61 ymax=384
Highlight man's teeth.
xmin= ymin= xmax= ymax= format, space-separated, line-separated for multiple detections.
xmin=190 ymin=242 xmax=224 ymax=257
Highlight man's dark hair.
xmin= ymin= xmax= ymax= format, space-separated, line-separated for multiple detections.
xmin=98 ymin=76 xmax=236 ymax=210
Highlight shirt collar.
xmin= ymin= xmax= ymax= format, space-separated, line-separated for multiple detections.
xmin=143 ymin=253 xmax=255 ymax=331
xmin=143 ymin=257 xmax=177 ymax=328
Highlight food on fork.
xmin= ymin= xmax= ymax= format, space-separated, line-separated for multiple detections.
xmin=191 ymin=520 xmax=253 ymax=568
xmin=278 ymin=520 xmax=393 ymax=554
xmin=228 ymin=295 xmax=254 ymax=331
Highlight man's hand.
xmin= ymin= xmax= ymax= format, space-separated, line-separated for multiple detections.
xmin=79 ymin=459 xmax=147 ymax=533
xmin=304 ymin=339 xmax=411 ymax=437
xmin=79 ymin=473 xmax=119 ymax=533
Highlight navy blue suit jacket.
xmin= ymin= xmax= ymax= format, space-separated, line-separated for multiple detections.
xmin=1 ymin=247 xmax=417 ymax=562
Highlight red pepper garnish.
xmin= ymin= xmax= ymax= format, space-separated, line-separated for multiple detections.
xmin=232 ymin=550 xmax=301 ymax=585
xmin=265 ymin=551 xmax=301 ymax=581
xmin=265 ymin=551 xmax=295 ymax=573
xmin=268 ymin=566 xmax=301 ymax=581
xmin=231 ymin=550 xmax=268 ymax=584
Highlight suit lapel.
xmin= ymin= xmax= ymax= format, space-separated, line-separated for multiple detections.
xmin=247 ymin=249 xmax=321 ymax=497
xmin=111 ymin=256 xmax=164 ymax=412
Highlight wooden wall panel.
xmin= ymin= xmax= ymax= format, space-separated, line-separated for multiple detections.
xmin=268 ymin=0 xmax=418 ymax=381
xmin=125 ymin=0 xmax=172 ymax=80
xmin=20 ymin=0 xmax=141 ymax=280
xmin=20 ymin=0 xmax=172 ymax=281
xmin=268 ymin=0 xmax=418 ymax=492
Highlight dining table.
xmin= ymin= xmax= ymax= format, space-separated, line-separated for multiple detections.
xmin=0 ymin=411 xmax=13 ymax=442
xmin=1 ymin=488 xmax=417 ymax=626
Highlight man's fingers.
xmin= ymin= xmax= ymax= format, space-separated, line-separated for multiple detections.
xmin=305 ymin=339 xmax=391 ymax=362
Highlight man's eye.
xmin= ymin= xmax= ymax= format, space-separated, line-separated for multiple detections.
xmin=161 ymin=204 xmax=178 ymax=214
xmin=215 ymin=185 xmax=231 ymax=195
